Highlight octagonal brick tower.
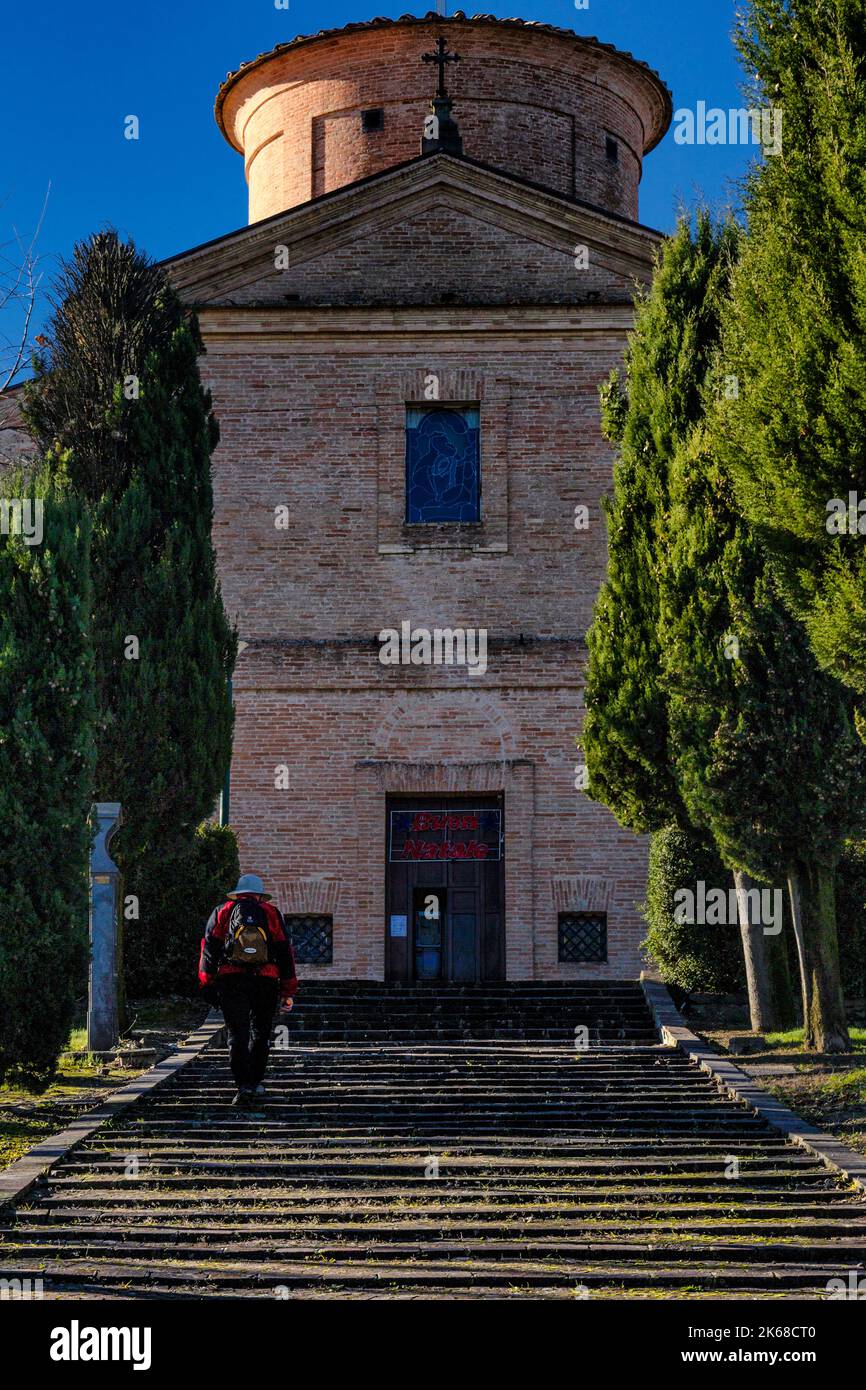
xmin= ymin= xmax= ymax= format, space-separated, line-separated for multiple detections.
xmin=215 ymin=11 xmax=671 ymax=224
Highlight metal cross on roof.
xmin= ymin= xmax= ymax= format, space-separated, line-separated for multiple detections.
xmin=422 ymin=35 xmax=460 ymax=99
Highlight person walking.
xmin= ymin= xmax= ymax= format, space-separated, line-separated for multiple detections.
xmin=198 ymin=873 xmax=298 ymax=1107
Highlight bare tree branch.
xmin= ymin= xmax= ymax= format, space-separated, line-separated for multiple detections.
xmin=0 ymin=186 xmax=50 ymax=395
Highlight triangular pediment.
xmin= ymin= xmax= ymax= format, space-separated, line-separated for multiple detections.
xmin=166 ymin=154 xmax=661 ymax=309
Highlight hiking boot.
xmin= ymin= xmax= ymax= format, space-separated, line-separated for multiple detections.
xmin=253 ymin=1084 xmax=266 ymax=1096
xmin=231 ymin=1088 xmax=255 ymax=1108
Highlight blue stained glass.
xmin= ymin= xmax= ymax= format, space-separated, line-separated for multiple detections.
xmin=405 ymin=407 xmax=480 ymax=524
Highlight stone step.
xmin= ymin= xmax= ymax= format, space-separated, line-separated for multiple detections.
xmin=0 ymin=1256 xmax=853 ymax=1293
xmin=286 ymin=1003 xmax=652 ymax=1010
xmin=132 ymin=1112 xmax=765 ymax=1130
xmin=13 ymin=1216 xmax=866 ymax=1240
xmin=55 ymin=1155 xmax=825 ymax=1177
xmin=165 ymin=1074 xmax=700 ymax=1086
xmin=27 ymin=1193 xmax=860 ymax=1216
xmin=162 ymin=1074 xmax=716 ymax=1088
xmin=79 ymin=1140 xmax=801 ymax=1157
xmin=6 ymin=1237 xmax=866 ymax=1265
xmin=288 ymin=983 xmax=650 ymax=995
xmin=15 ymin=1281 xmax=838 ymax=1300
xmin=286 ymin=1017 xmax=657 ymax=1028
xmin=35 ymin=1178 xmax=845 ymax=1201
xmin=152 ymin=1100 xmax=745 ymax=1114
xmin=279 ymin=1032 xmax=660 ymax=1043
xmin=24 ymin=1283 xmax=829 ymax=1301
xmin=104 ymin=1117 xmax=778 ymax=1128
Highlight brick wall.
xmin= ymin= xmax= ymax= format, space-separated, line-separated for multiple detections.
xmin=193 ymin=306 xmax=651 ymax=978
xmin=219 ymin=204 xmax=638 ymax=308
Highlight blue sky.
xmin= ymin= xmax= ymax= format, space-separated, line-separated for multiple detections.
xmin=1 ymin=0 xmax=755 ymax=358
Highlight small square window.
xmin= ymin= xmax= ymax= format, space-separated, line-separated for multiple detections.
xmin=285 ymin=914 xmax=333 ymax=965
xmin=362 ymin=108 xmax=384 ymax=133
xmin=558 ymin=912 xmax=608 ymax=963
xmin=406 ymin=406 xmax=480 ymax=524
xmin=605 ymin=135 xmax=619 ymax=163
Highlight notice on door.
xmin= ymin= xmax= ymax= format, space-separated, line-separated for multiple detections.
xmin=389 ymin=914 xmax=408 ymax=937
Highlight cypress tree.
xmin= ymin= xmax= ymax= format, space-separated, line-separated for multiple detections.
xmin=663 ymin=417 xmax=863 ymax=1049
xmin=0 ymin=469 xmax=95 ymax=1084
xmin=583 ymin=219 xmax=723 ymax=834
xmin=583 ymin=214 xmax=794 ymax=1029
xmin=23 ymin=233 xmax=237 ymax=995
xmin=719 ymin=0 xmax=866 ymax=698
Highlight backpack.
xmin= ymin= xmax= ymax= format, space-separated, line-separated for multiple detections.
xmin=224 ymin=898 xmax=272 ymax=968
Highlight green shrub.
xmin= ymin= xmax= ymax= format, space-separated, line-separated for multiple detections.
xmin=122 ymin=821 xmax=239 ymax=998
xmin=642 ymin=824 xmax=745 ymax=993
xmin=23 ymin=232 xmax=237 ymax=1005
xmin=0 ymin=472 xmax=96 ymax=1086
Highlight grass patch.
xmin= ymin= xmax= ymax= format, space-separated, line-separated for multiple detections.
xmin=816 ymin=1067 xmax=866 ymax=1106
xmin=767 ymin=1065 xmax=866 ymax=1158
xmin=762 ymin=1026 xmax=866 ymax=1052
xmin=0 ymin=1112 xmax=58 ymax=1169
xmin=0 ymin=997 xmax=208 ymax=1173
xmin=0 ymin=1064 xmax=144 ymax=1167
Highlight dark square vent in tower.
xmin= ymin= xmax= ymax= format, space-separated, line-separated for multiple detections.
xmin=605 ymin=135 xmax=619 ymax=163
xmin=362 ymin=108 xmax=385 ymax=133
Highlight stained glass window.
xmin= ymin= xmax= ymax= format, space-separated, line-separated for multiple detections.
xmin=405 ymin=406 xmax=480 ymax=524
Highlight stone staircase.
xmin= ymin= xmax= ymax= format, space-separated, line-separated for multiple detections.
xmin=1 ymin=983 xmax=864 ymax=1298
xmin=286 ymin=981 xmax=660 ymax=1044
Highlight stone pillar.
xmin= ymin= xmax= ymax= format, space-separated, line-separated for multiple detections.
xmin=87 ymin=802 xmax=123 ymax=1053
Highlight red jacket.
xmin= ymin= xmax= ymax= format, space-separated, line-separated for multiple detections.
xmin=199 ymin=896 xmax=298 ymax=999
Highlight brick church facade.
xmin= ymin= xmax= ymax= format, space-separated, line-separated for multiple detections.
xmin=165 ymin=13 xmax=672 ymax=982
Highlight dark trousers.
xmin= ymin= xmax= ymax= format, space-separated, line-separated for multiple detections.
xmin=218 ymin=974 xmax=280 ymax=1089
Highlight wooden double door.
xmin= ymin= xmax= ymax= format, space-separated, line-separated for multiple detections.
xmin=385 ymin=795 xmax=505 ymax=983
